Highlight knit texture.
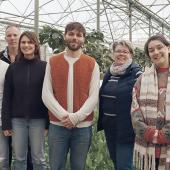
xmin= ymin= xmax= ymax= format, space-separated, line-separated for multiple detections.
xmin=131 ymin=64 xmax=170 ymax=170
xmin=48 ymin=52 xmax=95 ymax=123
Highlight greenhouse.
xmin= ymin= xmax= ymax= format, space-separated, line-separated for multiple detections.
xmin=0 ymin=1 xmax=170 ymax=170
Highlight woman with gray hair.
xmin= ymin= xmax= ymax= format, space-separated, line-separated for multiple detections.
xmin=97 ymin=40 xmax=142 ymax=170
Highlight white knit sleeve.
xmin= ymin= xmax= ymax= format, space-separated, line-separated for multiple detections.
xmin=42 ymin=62 xmax=69 ymax=120
xmin=69 ymin=62 xmax=100 ymax=125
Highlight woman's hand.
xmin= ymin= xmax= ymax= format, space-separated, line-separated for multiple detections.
xmin=3 ymin=130 xmax=13 ymax=136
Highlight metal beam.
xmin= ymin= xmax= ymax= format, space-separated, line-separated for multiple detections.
xmin=127 ymin=1 xmax=132 ymax=41
xmin=127 ymin=0 xmax=170 ymax=31
xmin=97 ymin=0 xmax=100 ymax=31
xmin=103 ymin=0 xmax=170 ymax=31
xmin=34 ymin=0 xmax=39 ymax=37
xmin=0 ymin=20 xmax=35 ymax=29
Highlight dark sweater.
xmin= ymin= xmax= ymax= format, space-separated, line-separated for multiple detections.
xmin=2 ymin=57 xmax=48 ymax=130
xmin=97 ymin=62 xmax=142 ymax=143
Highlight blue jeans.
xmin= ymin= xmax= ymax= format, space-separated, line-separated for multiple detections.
xmin=12 ymin=118 xmax=46 ymax=170
xmin=104 ymin=130 xmax=134 ymax=170
xmin=0 ymin=126 xmax=9 ymax=170
xmin=48 ymin=124 xmax=92 ymax=170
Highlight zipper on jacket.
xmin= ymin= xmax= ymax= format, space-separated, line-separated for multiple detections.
xmin=26 ymin=63 xmax=31 ymax=119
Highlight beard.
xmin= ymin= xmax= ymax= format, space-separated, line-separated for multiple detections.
xmin=65 ymin=40 xmax=84 ymax=51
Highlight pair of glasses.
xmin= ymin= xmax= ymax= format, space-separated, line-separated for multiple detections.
xmin=114 ymin=50 xmax=130 ymax=54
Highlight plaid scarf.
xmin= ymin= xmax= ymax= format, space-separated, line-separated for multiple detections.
xmin=132 ymin=64 xmax=170 ymax=170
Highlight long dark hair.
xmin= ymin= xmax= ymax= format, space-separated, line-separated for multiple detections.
xmin=17 ymin=31 xmax=40 ymax=60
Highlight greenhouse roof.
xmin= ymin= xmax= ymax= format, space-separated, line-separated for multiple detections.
xmin=0 ymin=0 xmax=170 ymax=45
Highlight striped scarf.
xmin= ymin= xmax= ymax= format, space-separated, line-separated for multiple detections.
xmin=132 ymin=64 xmax=170 ymax=170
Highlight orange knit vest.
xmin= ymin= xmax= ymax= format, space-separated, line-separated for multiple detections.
xmin=49 ymin=52 xmax=95 ymax=123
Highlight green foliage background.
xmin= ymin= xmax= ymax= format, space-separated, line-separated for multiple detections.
xmin=39 ymin=25 xmax=150 ymax=170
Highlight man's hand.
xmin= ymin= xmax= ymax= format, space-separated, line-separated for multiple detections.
xmin=153 ymin=129 xmax=158 ymax=144
xmin=61 ymin=115 xmax=75 ymax=129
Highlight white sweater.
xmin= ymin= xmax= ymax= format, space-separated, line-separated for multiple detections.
xmin=0 ymin=60 xmax=9 ymax=126
xmin=42 ymin=54 xmax=100 ymax=128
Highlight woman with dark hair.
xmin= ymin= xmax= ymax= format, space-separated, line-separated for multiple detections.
xmin=2 ymin=31 xmax=48 ymax=170
xmin=131 ymin=34 xmax=170 ymax=170
xmin=97 ymin=40 xmax=142 ymax=170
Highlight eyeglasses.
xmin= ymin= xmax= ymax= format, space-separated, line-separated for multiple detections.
xmin=114 ymin=50 xmax=130 ymax=54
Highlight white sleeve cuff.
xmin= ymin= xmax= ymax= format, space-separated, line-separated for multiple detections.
xmin=69 ymin=114 xmax=79 ymax=126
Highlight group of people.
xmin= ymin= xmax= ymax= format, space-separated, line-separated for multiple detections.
xmin=0 ymin=21 xmax=170 ymax=170
xmin=0 ymin=22 xmax=99 ymax=170
xmin=98 ymin=34 xmax=170 ymax=170
xmin=0 ymin=26 xmax=48 ymax=170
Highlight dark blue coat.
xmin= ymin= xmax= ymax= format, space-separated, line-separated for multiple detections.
xmin=97 ymin=62 xmax=142 ymax=143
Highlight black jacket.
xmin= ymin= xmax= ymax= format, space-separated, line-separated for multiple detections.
xmin=97 ymin=62 xmax=142 ymax=143
xmin=2 ymin=57 xmax=48 ymax=130
xmin=0 ymin=48 xmax=15 ymax=64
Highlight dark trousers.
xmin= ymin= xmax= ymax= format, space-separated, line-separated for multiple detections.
xmin=9 ymin=136 xmax=33 ymax=170
xmin=155 ymin=158 xmax=159 ymax=170
xmin=104 ymin=130 xmax=134 ymax=170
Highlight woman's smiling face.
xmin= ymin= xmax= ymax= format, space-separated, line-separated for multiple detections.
xmin=113 ymin=45 xmax=132 ymax=65
xmin=148 ymin=40 xmax=170 ymax=68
